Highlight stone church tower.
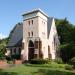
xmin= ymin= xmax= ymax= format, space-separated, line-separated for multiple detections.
xmin=22 ymin=9 xmax=59 ymax=61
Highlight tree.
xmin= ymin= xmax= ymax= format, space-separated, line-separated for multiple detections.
xmin=60 ymin=44 xmax=75 ymax=63
xmin=0 ymin=38 xmax=9 ymax=59
xmin=56 ymin=18 xmax=73 ymax=44
xmin=55 ymin=18 xmax=75 ymax=63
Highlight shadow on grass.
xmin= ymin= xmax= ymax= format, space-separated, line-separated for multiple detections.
xmin=32 ymin=69 xmax=75 ymax=75
xmin=25 ymin=63 xmax=64 ymax=69
xmin=0 ymin=69 xmax=18 ymax=75
xmin=25 ymin=64 xmax=51 ymax=68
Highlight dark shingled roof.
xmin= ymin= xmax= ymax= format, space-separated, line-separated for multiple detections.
xmin=47 ymin=17 xmax=53 ymax=38
xmin=7 ymin=23 xmax=23 ymax=48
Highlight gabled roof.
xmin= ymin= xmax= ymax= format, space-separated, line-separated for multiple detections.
xmin=47 ymin=17 xmax=53 ymax=38
xmin=7 ymin=23 xmax=23 ymax=48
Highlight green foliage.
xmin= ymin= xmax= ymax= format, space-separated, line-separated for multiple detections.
xmin=55 ymin=18 xmax=75 ymax=63
xmin=2 ymin=64 xmax=75 ymax=75
xmin=55 ymin=18 xmax=74 ymax=44
xmin=7 ymin=60 xmax=13 ymax=64
xmin=65 ymin=64 xmax=73 ymax=70
xmin=6 ymin=56 xmax=12 ymax=61
xmin=30 ymin=59 xmax=50 ymax=64
xmin=0 ymin=69 xmax=17 ymax=75
xmin=26 ymin=62 xmax=65 ymax=69
xmin=0 ymin=38 xmax=9 ymax=59
xmin=11 ymin=54 xmax=21 ymax=60
xmin=55 ymin=58 xmax=63 ymax=64
xmin=60 ymin=44 xmax=75 ymax=63
xmin=69 ymin=57 xmax=75 ymax=68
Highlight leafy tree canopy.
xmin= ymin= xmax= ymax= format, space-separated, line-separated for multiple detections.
xmin=55 ymin=18 xmax=75 ymax=63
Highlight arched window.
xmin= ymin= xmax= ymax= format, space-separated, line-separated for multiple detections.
xmin=32 ymin=31 xmax=33 ymax=36
xmin=28 ymin=32 xmax=30 ymax=37
xmin=32 ymin=20 xmax=33 ymax=24
xmin=14 ymin=48 xmax=16 ymax=54
xmin=28 ymin=21 xmax=30 ymax=25
xmin=28 ymin=40 xmax=34 ymax=47
xmin=10 ymin=49 xmax=12 ymax=55
xmin=19 ymin=48 xmax=21 ymax=54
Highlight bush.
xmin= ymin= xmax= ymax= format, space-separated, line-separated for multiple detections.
xmin=15 ymin=54 xmax=21 ymax=60
xmin=5 ymin=56 xmax=12 ymax=61
xmin=30 ymin=59 xmax=49 ymax=64
xmin=11 ymin=54 xmax=21 ymax=60
xmin=65 ymin=64 xmax=73 ymax=70
xmin=60 ymin=44 xmax=75 ymax=63
xmin=7 ymin=60 xmax=13 ymax=64
xmin=54 ymin=58 xmax=63 ymax=64
xmin=69 ymin=57 xmax=75 ymax=68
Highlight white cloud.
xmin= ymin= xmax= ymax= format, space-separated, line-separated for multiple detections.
xmin=0 ymin=33 xmax=7 ymax=39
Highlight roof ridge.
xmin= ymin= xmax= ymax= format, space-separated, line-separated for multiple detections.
xmin=22 ymin=8 xmax=48 ymax=17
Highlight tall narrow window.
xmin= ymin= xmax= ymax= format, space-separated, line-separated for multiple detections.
xmin=10 ymin=49 xmax=12 ymax=55
xmin=19 ymin=48 xmax=21 ymax=54
xmin=32 ymin=31 xmax=33 ymax=36
xmin=28 ymin=32 xmax=30 ymax=37
xmin=14 ymin=48 xmax=16 ymax=54
xmin=28 ymin=21 xmax=30 ymax=25
xmin=32 ymin=20 xmax=33 ymax=24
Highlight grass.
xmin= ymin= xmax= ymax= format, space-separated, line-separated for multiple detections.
xmin=0 ymin=62 xmax=75 ymax=75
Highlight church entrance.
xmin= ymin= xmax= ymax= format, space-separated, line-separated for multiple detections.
xmin=28 ymin=40 xmax=34 ymax=61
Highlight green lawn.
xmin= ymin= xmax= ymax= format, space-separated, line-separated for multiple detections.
xmin=0 ymin=63 xmax=75 ymax=75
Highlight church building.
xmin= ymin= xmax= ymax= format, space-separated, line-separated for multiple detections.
xmin=5 ymin=9 xmax=60 ymax=61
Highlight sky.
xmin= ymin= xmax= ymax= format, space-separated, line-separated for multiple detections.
xmin=0 ymin=0 xmax=75 ymax=38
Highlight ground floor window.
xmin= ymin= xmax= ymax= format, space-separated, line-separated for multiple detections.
xmin=11 ymin=47 xmax=21 ymax=60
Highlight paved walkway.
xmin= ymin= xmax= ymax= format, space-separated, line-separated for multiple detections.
xmin=0 ymin=60 xmax=22 ymax=69
xmin=0 ymin=60 xmax=8 ymax=69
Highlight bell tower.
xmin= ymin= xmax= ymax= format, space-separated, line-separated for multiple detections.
xmin=22 ymin=9 xmax=48 ymax=61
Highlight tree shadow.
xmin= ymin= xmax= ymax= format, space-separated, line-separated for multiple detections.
xmin=32 ymin=69 xmax=75 ymax=75
xmin=25 ymin=64 xmax=51 ymax=68
xmin=0 ymin=69 xmax=18 ymax=75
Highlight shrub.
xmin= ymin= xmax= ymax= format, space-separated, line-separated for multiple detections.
xmin=45 ymin=58 xmax=51 ymax=64
xmin=15 ymin=54 xmax=21 ymax=60
xmin=69 ymin=57 xmax=75 ymax=68
xmin=5 ymin=56 xmax=12 ymax=61
xmin=60 ymin=44 xmax=75 ymax=63
xmin=54 ymin=58 xmax=63 ymax=64
xmin=65 ymin=64 xmax=73 ymax=70
xmin=7 ymin=60 xmax=13 ymax=64
xmin=11 ymin=55 xmax=16 ymax=59
xmin=11 ymin=54 xmax=21 ymax=60
xmin=30 ymin=59 xmax=49 ymax=64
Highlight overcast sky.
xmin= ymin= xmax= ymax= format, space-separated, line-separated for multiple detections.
xmin=0 ymin=0 xmax=75 ymax=38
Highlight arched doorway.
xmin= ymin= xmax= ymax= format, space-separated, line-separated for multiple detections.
xmin=28 ymin=40 xmax=34 ymax=61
